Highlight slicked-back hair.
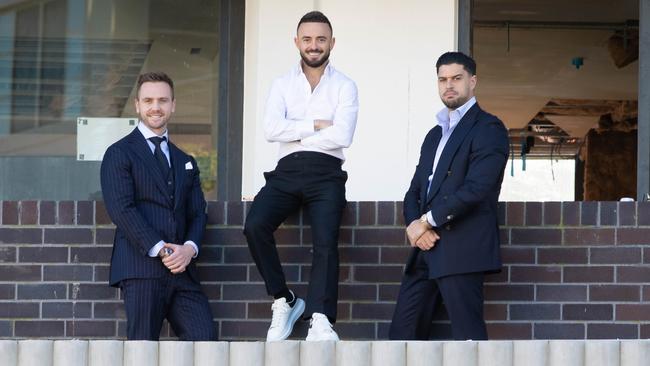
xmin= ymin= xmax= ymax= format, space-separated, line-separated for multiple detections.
xmin=297 ymin=11 xmax=332 ymax=34
xmin=435 ymin=52 xmax=477 ymax=76
xmin=136 ymin=71 xmax=175 ymax=99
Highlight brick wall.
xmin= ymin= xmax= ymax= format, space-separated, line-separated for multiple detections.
xmin=0 ymin=200 xmax=649 ymax=340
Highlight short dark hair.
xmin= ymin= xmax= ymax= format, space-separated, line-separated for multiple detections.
xmin=297 ymin=11 xmax=332 ymax=34
xmin=435 ymin=52 xmax=477 ymax=75
xmin=136 ymin=71 xmax=175 ymax=99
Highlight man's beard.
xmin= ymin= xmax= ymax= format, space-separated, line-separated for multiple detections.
xmin=442 ymin=95 xmax=468 ymax=110
xmin=300 ymin=49 xmax=330 ymax=68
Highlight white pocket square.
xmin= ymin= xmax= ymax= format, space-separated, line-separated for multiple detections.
xmin=185 ymin=161 xmax=193 ymax=170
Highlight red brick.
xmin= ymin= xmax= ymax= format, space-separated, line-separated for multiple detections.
xmin=198 ymin=265 xmax=247 ymax=283
xmin=641 ymin=324 xmax=650 ymax=338
xmin=2 ymin=201 xmax=18 ymax=225
xmin=380 ymin=247 xmax=410 ymax=264
xmin=44 ymin=228 xmax=93 ymax=244
xmin=484 ymin=304 xmax=507 ymax=320
xmin=19 ymin=201 xmax=38 ymax=225
xmin=377 ymin=202 xmax=395 ymax=225
xmin=352 ymin=303 xmax=394 ymax=320
xmin=487 ymin=323 xmax=532 ymax=340
xmin=564 ymin=266 xmax=614 ymax=283
xmin=639 ymin=202 xmax=650 ymax=226
xmin=95 ymin=228 xmax=115 ymax=244
xmin=536 ymin=285 xmax=587 ymax=301
xmin=589 ymin=285 xmax=640 ymax=302
xmin=358 ymin=201 xmax=376 ymax=226
xmin=355 ymin=228 xmax=405 ymax=245
xmin=274 ymin=228 xmax=300 ymax=245
xmin=590 ymin=247 xmax=641 ymax=264
xmin=0 ymin=228 xmax=42 ymax=244
xmin=562 ymin=202 xmax=580 ymax=226
xmin=510 ymin=266 xmax=561 ymax=283
xmin=534 ymin=323 xmax=584 ymax=339
xmin=226 ymin=201 xmax=244 ymax=225
xmin=336 ymin=322 xmax=376 ymax=340
xmin=43 ymin=265 xmax=94 ymax=281
xmin=510 ymin=229 xmax=561 ymax=245
xmin=340 ymin=202 xmax=357 ymax=226
xmin=206 ymin=201 xmax=225 ymax=225
xmin=617 ymin=266 xmax=650 ymax=283
xmin=538 ymin=248 xmax=587 ymax=264
xmin=0 ymin=303 xmax=39 ymax=317
xmin=0 ymin=246 xmax=16 ymax=263
xmin=71 ymin=284 xmax=119 ymax=300
xmin=0 ymin=265 xmax=42 ymax=281
xmin=543 ymin=202 xmax=561 ymax=226
xmin=339 ymin=284 xmax=377 ymax=301
xmin=510 ymin=304 xmax=560 ymax=320
xmin=501 ymin=247 xmax=535 ymax=264
xmin=599 ymin=202 xmax=618 ymax=226
xmin=580 ymin=201 xmax=598 ymax=225
xmin=58 ymin=201 xmax=75 ymax=225
xmin=340 ymin=247 xmax=379 ymax=264
xmin=223 ymin=247 xmax=254 ymax=263
xmin=616 ymin=304 xmax=650 ymax=321
xmin=220 ymin=320 xmax=268 ymax=339
xmin=0 ymin=284 xmax=15 ymax=299
xmin=39 ymin=201 xmax=56 ymax=225
xmin=525 ymin=202 xmax=542 ymax=226
xmin=43 ymin=302 xmax=92 ymax=318
xmin=618 ymin=202 xmax=636 ymax=226
xmin=222 ymin=284 xmax=267 ymax=300
xmin=66 ymin=320 xmax=115 ymax=337
xmin=15 ymin=321 xmax=64 ymax=337
xmin=378 ymin=284 xmax=400 ymax=301
xmin=210 ymin=301 xmax=247 ymax=319
xmin=395 ymin=202 xmax=405 ymax=226
xmin=506 ymin=202 xmax=524 ymax=226
xmin=19 ymin=246 xmax=69 ymax=263
xmin=95 ymin=201 xmax=112 ymax=225
xmin=588 ymin=323 xmax=638 ymax=339
xmin=76 ymin=201 xmax=93 ymax=225
xmin=484 ymin=284 xmax=534 ymax=301
xmin=354 ymin=265 xmax=404 ymax=283
xmin=485 ymin=268 xmax=508 ymax=283
xmin=563 ymin=229 xmax=615 ymax=245
xmin=618 ymin=228 xmax=650 ymax=245
xmin=203 ymin=228 xmax=247 ymax=246
xmin=563 ymin=304 xmax=612 ymax=320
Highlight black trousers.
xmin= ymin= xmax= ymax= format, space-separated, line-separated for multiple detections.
xmin=244 ymin=152 xmax=347 ymax=322
xmin=389 ymin=250 xmax=487 ymax=340
xmin=121 ymin=271 xmax=216 ymax=341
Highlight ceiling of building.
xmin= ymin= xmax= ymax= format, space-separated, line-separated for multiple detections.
xmin=472 ymin=0 xmax=639 ymax=157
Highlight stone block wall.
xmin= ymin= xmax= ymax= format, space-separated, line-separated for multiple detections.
xmin=1 ymin=200 xmax=649 ymax=340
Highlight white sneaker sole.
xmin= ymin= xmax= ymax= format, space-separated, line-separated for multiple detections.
xmin=267 ymin=298 xmax=305 ymax=341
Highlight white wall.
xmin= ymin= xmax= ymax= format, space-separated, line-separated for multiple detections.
xmin=242 ymin=0 xmax=458 ymax=200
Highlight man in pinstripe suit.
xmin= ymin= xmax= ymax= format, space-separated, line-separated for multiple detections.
xmin=100 ymin=72 xmax=216 ymax=341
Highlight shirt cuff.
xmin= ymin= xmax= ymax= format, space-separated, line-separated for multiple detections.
xmin=184 ymin=241 xmax=199 ymax=258
xmin=148 ymin=241 xmax=165 ymax=257
xmin=426 ymin=212 xmax=437 ymax=227
xmin=296 ymin=119 xmax=315 ymax=139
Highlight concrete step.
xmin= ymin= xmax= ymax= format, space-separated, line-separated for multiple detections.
xmin=1 ymin=339 xmax=649 ymax=366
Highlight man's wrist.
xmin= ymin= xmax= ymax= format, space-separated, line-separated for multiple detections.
xmin=419 ymin=214 xmax=432 ymax=229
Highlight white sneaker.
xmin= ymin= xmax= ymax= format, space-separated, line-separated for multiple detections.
xmin=305 ymin=312 xmax=339 ymax=341
xmin=266 ymin=293 xmax=305 ymax=341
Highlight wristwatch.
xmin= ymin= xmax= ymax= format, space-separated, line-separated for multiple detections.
xmin=419 ymin=213 xmax=432 ymax=228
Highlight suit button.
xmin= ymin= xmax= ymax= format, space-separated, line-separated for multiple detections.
xmin=443 ymin=195 xmax=448 ymax=200
xmin=445 ymin=224 xmax=451 ymax=230
xmin=170 ymin=195 xmax=174 ymax=199
xmin=168 ymin=180 xmax=172 ymax=185
xmin=447 ymin=214 xmax=453 ymax=220
xmin=447 ymin=171 xmax=452 ymax=176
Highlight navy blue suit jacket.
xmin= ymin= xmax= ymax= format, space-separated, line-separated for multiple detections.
xmin=403 ymin=103 xmax=509 ymax=278
xmin=100 ymin=128 xmax=207 ymax=287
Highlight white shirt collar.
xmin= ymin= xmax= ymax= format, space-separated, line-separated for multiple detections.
xmin=138 ymin=121 xmax=169 ymax=141
xmin=436 ymin=96 xmax=477 ymax=132
xmin=293 ymin=60 xmax=334 ymax=77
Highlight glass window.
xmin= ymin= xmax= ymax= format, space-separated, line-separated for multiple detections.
xmin=0 ymin=0 xmax=224 ymax=200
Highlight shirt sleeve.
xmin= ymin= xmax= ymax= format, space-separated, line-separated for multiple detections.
xmin=148 ymin=240 xmax=165 ymax=257
xmin=263 ymin=79 xmax=316 ymax=142
xmin=300 ymin=80 xmax=359 ymax=150
xmin=184 ymin=240 xmax=199 ymax=258
xmin=426 ymin=212 xmax=437 ymax=227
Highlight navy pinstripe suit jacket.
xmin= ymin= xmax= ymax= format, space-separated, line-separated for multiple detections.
xmin=100 ymin=128 xmax=207 ymax=287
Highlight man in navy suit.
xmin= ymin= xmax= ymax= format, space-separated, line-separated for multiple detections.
xmin=101 ymin=72 xmax=216 ymax=341
xmin=389 ymin=52 xmax=509 ymax=340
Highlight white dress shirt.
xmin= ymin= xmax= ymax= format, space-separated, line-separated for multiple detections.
xmin=137 ymin=122 xmax=199 ymax=258
xmin=426 ymin=97 xmax=477 ymax=226
xmin=263 ymin=61 xmax=359 ymax=161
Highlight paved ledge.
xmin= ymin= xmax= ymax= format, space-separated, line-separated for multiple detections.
xmin=1 ymin=339 xmax=649 ymax=365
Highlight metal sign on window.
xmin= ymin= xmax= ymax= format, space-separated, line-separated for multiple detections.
xmin=76 ymin=118 xmax=137 ymax=161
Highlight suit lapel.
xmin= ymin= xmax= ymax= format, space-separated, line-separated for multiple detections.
xmin=420 ymin=126 xmax=442 ymax=207
xmin=169 ymin=142 xmax=186 ymax=210
xmin=126 ymin=128 xmax=173 ymax=207
xmin=426 ymin=104 xmax=481 ymax=204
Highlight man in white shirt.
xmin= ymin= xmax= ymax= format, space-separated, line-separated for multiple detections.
xmin=244 ymin=11 xmax=358 ymax=342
